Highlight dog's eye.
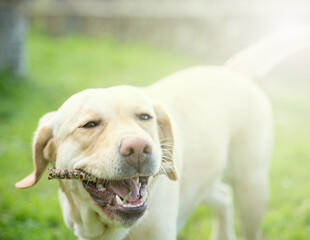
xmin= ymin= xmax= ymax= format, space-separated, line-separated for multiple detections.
xmin=81 ymin=121 xmax=100 ymax=128
xmin=139 ymin=114 xmax=152 ymax=121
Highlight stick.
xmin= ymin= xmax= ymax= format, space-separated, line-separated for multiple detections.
xmin=47 ymin=164 xmax=173 ymax=181
xmin=48 ymin=168 xmax=97 ymax=182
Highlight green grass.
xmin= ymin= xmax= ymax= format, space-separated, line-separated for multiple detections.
xmin=1 ymin=30 xmax=310 ymax=239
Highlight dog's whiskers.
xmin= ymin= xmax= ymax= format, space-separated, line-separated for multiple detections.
xmin=162 ymin=151 xmax=173 ymax=160
xmin=160 ymin=145 xmax=174 ymax=150
xmin=159 ymin=137 xmax=173 ymax=143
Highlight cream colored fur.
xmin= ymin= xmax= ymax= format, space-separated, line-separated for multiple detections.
xmin=16 ymin=26 xmax=310 ymax=240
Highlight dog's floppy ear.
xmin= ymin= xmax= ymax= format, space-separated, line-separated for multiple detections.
xmin=154 ymin=104 xmax=178 ymax=181
xmin=15 ymin=112 xmax=56 ymax=189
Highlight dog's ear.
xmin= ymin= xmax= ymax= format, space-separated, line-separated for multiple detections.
xmin=15 ymin=112 xmax=56 ymax=189
xmin=154 ymin=104 xmax=178 ymax=181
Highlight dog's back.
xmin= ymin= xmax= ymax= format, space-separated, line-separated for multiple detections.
xmin=144 ymin=65 xmax=272 ymax=239
xmin=138 ymin=26 xmax=310 ymax=239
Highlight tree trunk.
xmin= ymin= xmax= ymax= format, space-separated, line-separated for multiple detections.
xmin=0 ymin=1 xmax=27 ymax=77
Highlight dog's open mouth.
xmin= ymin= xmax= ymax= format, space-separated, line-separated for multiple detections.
xmin=82 ymin=177 xmax=149 ymax=213
xmin=48 ymin=168 xmax=150 ymax=216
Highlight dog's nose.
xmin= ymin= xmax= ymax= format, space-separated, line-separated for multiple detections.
xmin=120 ymin=137 xmax=152 ymax=172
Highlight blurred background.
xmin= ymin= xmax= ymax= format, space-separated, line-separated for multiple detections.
xmin=0 ymin=0 xmax=309 ymax=239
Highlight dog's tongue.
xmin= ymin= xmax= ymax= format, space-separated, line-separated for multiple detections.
xmin=107 ymin=178 xmax=139 ymax=203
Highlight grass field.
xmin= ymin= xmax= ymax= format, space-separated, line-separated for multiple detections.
xmin=0 ymin=30 xmax=309 ymax=240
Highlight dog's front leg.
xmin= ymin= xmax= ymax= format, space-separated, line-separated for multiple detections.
xmin=202 ymin=182 xmax=235 ymax=240
xmin=125 ymin=226 xmax=178 ymax=240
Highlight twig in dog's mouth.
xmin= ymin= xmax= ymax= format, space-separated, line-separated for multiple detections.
xmin=48 ymin=168 xmax=97 ymax=181
xmin=47 ymin=166 xmax=173 ymax=209
xmin=47 ymin=162 xmax=174 ymax=182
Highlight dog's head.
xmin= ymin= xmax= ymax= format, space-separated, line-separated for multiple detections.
xmin=16 ymin=86 xmax=177 ymax=226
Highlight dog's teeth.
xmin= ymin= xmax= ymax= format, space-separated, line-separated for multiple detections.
xmin=122 ymin=201 xmax=145 ymax=208
xmin=135 ymin=177 xmax=139 ymax=184
xmin=123 ymin=203 xmax=137 ymax=208
xmin=140 ymin=186 xmax=147 ymax=197
xmin=96 ymin=183 xmax=106 ymax=191
xmin=139 ymin=183 xmax=141 ymax=189
xmin=140 ymin=191 xmax=148 ymax=203
xmin=116 ymin=195 xmax=123 ymax=205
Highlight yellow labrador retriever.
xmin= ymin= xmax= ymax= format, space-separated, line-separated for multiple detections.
xmin=16 ymin=27 xmax=310 ymax=240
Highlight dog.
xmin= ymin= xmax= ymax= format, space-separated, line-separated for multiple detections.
xmin=16 ymin=26 xmax=310 ymax=240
